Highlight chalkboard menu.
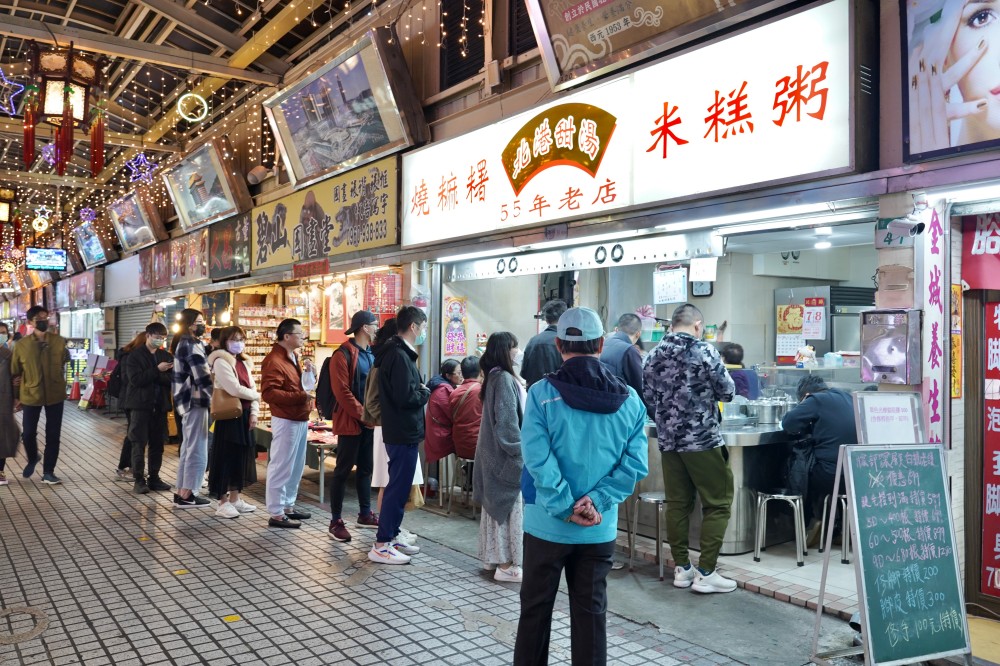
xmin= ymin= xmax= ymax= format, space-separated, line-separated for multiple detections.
xmin=846 ymin=445 xmax=970 ymax=665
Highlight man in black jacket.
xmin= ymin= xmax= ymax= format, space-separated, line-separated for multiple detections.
xmin=599 ymin=313 xmax=652 ymax=417
xmin=370 ymin=306 xmax=430 ymax=565
xmin=125 ymin=322 xmax=175 ymax=495
xmin=521 ymin=299 xmax=567 ymax=388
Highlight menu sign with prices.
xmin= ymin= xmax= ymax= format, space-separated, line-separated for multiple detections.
xmin=653 ymin=268 xmax=687 ymax=305
xmin=984 ymin=302 xmax=1000 ymax=599
xmin=847 ymin=446 xmax=970 ymax=664
xmin=802 ymin=297 xmax=826 ymax=339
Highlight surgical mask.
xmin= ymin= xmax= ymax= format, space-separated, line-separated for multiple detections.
xmin=34 ymin=320 xmax=49 ymax=333
xmin=0 ymin=334 xmax=7 ymax=346
xmin=227 ymin=341 xmax=245 ymax=355
xmin=414 ymin=328 xmax=427 ymax=346
xmin=193 ymin=324 xmax=206 ymax=338
xmin=150 ymin=338 xmax=166 ymax=349
xmin=512 ymin=349 xmax=524 ymax=367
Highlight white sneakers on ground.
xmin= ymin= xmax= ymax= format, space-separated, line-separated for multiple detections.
xmin=396 ymin=528 xmax=418 ymax=545
xmin=673 ymin=565 xmax=698 ymax=589
xmin=391 ymin=540 xmax=420 ymax=556
xmin=494 ymin=565 xmax=523 ymax=583
xmin=368 ymin=543 xmax=411 ymax=565
xmin=691 ymin=569 xmax=737 ymax=594
xmin=232 ymin=498 xmax=257 ymax=513
xmin=215 ymin=502 xmax=240 ymax=519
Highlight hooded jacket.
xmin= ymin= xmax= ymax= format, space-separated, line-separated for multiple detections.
xmin=520 ymin=356 xmax=648 ymax=544
xmin=375 ymin=336 xmax=430 ymax=443
xmin=424 ymin=375 xmax=456 ymax=463
xmin=642 ymin=332 xmax=735 ymax=453
xmin=450 ymin=379 xmax=483 ymax=459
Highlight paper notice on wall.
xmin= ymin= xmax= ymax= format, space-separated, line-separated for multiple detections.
xmin=776 ymin=334 xmax=806 ymax=358
xmin=653 ymin=268 xmax=687 ymax=304
xmin=801 ymin=297 xmax=826 ymax=339
xmin=689 ymin=257 xmax=718 ymax=282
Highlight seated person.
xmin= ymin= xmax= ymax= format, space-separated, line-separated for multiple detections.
xmin=781 ymin=376 xmax=858 ymax=536
xmin=720 ymin=343 xmax=760 ymax=399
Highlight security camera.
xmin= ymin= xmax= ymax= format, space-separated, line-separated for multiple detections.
xmin=886 ymin=218 xmax=926 ymax=237
xmin=247 ymin=165 xmax=275 ymax=185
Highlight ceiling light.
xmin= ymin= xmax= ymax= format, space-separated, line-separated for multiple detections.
xmin=814 ymin=241 xmax=832 ymax=250
xmin=814 ymin=226 xmax=833 ymax=236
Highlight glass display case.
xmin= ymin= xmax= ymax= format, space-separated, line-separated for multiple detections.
xmin=756 ymin=364 xmax=876 ymax=400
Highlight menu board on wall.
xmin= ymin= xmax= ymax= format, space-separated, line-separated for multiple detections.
xmin=209 ymin=212 xmax=252 ymax=281
xmin=983 ymin=302 xmax=1000 ymax=599
xmin=252 ymin=155 xmax=399 ymax=270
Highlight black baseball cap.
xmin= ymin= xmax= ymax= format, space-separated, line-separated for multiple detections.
xmin=345 ymin=310 xmax=378 ymax=336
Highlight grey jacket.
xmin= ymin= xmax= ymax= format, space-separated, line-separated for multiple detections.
xmin=473 ymin=369 xmax=524 ymax=523
xmin=0 ymin=346 xmax=21 ymax=459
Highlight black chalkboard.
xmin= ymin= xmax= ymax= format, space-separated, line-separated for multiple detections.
xmin=846 ymin=445 xmax=970 ymax=665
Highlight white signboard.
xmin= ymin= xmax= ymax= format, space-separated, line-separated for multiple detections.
xmin=689 ymin=257 xmax=718 ymax=283
xmin=853 ymin=391 xmax=926 ymax=445
xmin=653 ymin=268 xmax=687 ymax=304
xmin=401 ymin=0 xmax=852 ymax=248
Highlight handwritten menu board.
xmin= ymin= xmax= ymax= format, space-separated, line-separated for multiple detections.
xmin=847 ymin=446 xmax=969 ymax=665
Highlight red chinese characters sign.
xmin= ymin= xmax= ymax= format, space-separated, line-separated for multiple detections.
xmin=983 ymin=302 xmax=1000 ymax=598
xmin=962 ymin=214 xmax=1000 ymax=291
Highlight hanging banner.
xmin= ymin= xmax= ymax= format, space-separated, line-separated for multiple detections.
xmin=139 ymin=242 xmax=172 ymax=293
xmin=444 ymin=296 xmax=468 ymax=357
xmin=982 ymin=301 xmax=1000 ymax=598
xmin=952 ymin=284 xmax=963 ymax=399
xmin=209 ymin=212 xmax=252 ymax=281
xmin=251 ymin=155 xmax=398 ymax=271
xmin=962 ymin=214 xmax=1000 ymax=291
xmin=170 ymin=230 xmax=209 ymax=286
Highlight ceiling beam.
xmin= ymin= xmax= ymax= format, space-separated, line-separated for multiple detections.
xmin=0 ymin=120 xmax=180 ymax=152
xmin=0 ymin=14 xmax=281 ymax=86
xmin=0 ymin=1 xmax=115 ymax=32
xmin=133 ymin=0 xmax=290 ymax=75
xmin=0 ymin=170 xmax=118 ymax=189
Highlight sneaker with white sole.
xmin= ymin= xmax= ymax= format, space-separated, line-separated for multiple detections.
xmin=691 ymin=570 xmax=737 ymax=594
xmin=494 ymin=566 xmax=523 ymax=583
xmin=0 ymin=472 xmax=7 ymax=486
xmin=114 ymin=468 xmax=132 ymax=483
xmin=673 ymin=564 xmax=698 ymax=589
xmin=368 ymin=544 xmax=411 ymax=565
xmin=215 ymin=502 xmax=240 ymax=519
xmin=391 ymin=540 xmax=420 ymax=556
xmin=232 ymin=498 xmax=257 ymax=513
xmin=396 ymin=529 xmax=418 ymax=546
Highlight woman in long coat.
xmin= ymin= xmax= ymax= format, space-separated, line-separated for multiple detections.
xmin=0 ymin=322 xmax=22 ymax=484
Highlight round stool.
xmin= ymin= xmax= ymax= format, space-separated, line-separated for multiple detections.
xmin=627 ymin=491 xmax=667 ymax=580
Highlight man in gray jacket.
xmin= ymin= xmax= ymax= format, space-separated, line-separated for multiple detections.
xmin=520 ymin=299 xmax=567 ymax=388
xmin=643 ymin=303 xmax=736 ymax=594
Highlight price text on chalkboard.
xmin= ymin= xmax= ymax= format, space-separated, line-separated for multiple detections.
xmin=847 ymin=446 xmax=969 ymax=666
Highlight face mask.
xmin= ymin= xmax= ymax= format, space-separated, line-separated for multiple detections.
xmin=512 ymin=349 xmax=525 ymax=367
xmin=0 ymin=334 xmax=7 ymax=346
xmin=414 ymin=327 xmax=427 ymax=346
xmin=150 ymin=338 xmax=166 ymax=349
xmin=193 ymin=324 xmax=206 ymax=338
xmin=227 ymin=341 xmax=245 ymax=355
xmin=34 ymin=320 xmax=49 ymax=332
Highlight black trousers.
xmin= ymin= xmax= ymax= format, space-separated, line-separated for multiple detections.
xmin=128 ymin=409 xmax=166 ymax=480
xmin=806 ymin=462 xmax=844 ymax=524
xmin=514 ymin=533 xmax=615 ymax=666
xmin=22 ymin=402 xmax=64 ymax=475
xmin=117 ymin=409 xmax=132 ymax=470
xmin=328 ymin=429 xmax=374 ymax=520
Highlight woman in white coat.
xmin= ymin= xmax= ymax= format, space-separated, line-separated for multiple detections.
xmin=207 ymin=326 xmax=261 ymax=519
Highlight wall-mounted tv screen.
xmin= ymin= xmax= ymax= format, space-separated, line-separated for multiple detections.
xmin=25 ymin=247 xmax=68 ymax=271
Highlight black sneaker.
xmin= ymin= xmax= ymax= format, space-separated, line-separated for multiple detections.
xmin=133 ymin=479 xmax=150 ymax=495
xmin=173 ymin=493 xmax=210 ymax=509
xmin=284 ymin=507 xmax=311 ymax=520
xmin=147 ymin=477 xmax=172 ymax=492
xmin=41 ymin=473 xmax=61 ymax=485
xmin=22 ymin=458 xmax=38 ymax=478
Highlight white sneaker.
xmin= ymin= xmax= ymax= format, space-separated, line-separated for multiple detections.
xmin=494 ymin=566 xmax=523 ymax=583
xmin=215 ymin=502 xmax=240 ymax=520
xmin=391 ymin=540 xmax=420 ymax=555
xmin=368 ymin=544 xmax=411 ymax=565
xmin=691 ymin=570 xmax=737 ymax=594
xmin=397 ymin=529 xmax=418 ymax=546
xmin=673 ymin=565 xmax=698 ymax=589
xmin=233 ymin=498 xmax=257 ymax=513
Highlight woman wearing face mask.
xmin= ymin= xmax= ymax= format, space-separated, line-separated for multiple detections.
xmin=473 ymin=332 xmax=525 ymax=583
xmin=206 ymin=326 xmax=262 ymax=519
xmin=424 ymin=359 xmax=463 ymax=469
xmin=0 ymin=322 xmax=22 ymax=486
xmin=170 ymin=308 xmax=214 ymax=508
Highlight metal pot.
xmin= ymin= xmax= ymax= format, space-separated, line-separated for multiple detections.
xmin=745 ymin=400 xmax=789 ymax=424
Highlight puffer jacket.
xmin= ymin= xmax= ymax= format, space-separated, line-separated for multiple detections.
xmin=424 ymin=376 xmax=456 ymax=463
xmin=642 ymin=331 xmax=735 ymax=453
xmin=12 ymin=332 xmax=69 ymax=406
xmin=450 ymin=379 xmax=483 ymax=459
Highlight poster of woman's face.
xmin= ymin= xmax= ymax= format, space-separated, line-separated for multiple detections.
xmin=903 ymin=0 xmax=1000 ymax=159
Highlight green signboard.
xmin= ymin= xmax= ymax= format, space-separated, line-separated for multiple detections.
xmin=846 ymin=445 xmax=970 ymax=665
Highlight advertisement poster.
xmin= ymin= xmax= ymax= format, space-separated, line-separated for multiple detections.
xmin=345 ymin=278 xmax=366 ymax=319
xmin=73 ymin=221 xmax=108 ymax=268
xmin=252 ymin=155 xmax=398 ymax=270
xmin=323 ymin=281 xmax=346 ymax=346
xmin=365 ymin=272 xmax=400 ymax=315
xmin=308 ymin=284 xmax=323 ymax=341
xmin=444 ymin=296 xmax=468 ymax=357
xmin=161 ymin=141 xmax=245 ymax=232
xmin=962 ymin=214 xmax=1000 ymax=290
xmin=953 ymin=284 xmax=963 ymax=399
xmin=209 ymin=212 xmax=251 ymax=281
xmin=140 ymin=243 xmax=172 ymax=292
xmin=107 ymin=190 xmax=159 ymax=253
xmin=170 ymin=230 xmax=209 ymax=286
xmin=982 ymin=301 xmax=1000 ymax=598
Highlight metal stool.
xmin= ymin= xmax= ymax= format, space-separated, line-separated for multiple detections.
xmin=627 ymin=491 xmax=667 ymax=580
xmin=424 ymin=455 xmax=452 ymax=508
xmin=753 ymin=492 xmax=807 ymax=567
xmin=449 ymin=456 xmax=477 ymax=519
xmin=820 ymin=494 xmax=851 ymax=564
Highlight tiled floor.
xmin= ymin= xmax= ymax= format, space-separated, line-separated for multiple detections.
xmin=0 ymin=406 xmax=743 ymax=665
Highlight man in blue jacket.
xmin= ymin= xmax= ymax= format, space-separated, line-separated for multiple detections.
xmin=515 ymin=307 xmax=648 ymax=666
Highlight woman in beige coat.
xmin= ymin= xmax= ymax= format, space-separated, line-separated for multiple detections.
xmin=0 ymin=322 xmax=21 ymax=485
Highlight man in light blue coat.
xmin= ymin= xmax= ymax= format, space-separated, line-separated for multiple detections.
xmin=514 ymin=307 xmax=648 ymax=666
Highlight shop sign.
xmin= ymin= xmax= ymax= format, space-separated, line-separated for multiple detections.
xmin=209 ymin=212 xmax=251 ymax=281
xmin=252 ymin=155 xmax=398 ymax=271
xmin=961 ymin=214 xmax=1000 ymax=290
xmin=139 ymin=242 xmax=172 ymax=293
xmin=982 ymin=301 xmax=1000 ymax=598
xmin=401 ymin=0 xmax=851 ymax=248
xmin=952 ymin=284 xmax=962 ymax=400
xmin=292 ymin=258 xmax=330 ymax=279
xmin=170 ymin=230 xmax=209 ymax=286
xmin=920 ymin=203 xmax=946 ymax=444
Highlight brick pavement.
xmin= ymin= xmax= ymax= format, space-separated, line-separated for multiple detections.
xmin=0 ymin=406 xmax=743 ymax=666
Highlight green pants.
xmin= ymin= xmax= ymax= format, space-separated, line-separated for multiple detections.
xmin=661 ymin=447 xmax=734 ymax=572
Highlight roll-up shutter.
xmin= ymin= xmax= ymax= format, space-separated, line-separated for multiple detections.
xmin=115 ymin=303 xmax=155 ymax=356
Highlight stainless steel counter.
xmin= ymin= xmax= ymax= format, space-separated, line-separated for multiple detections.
xmin=619 ymin=422 xmax=796 ymax=556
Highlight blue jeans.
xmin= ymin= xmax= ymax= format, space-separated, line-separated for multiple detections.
xmin=176 ymin=407 xmax=208 ymax=492
xmin=375 ymin=442 xmax=418 ymax=544
xmin=514 ymin=533 xmax=615 ymax=666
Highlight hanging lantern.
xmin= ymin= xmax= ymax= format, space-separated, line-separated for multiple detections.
xmin=24 ymin=41 xmax=107 ymax=176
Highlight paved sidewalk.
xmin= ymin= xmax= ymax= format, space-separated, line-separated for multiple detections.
xmin=0 ymin=406 xmax=746 ymax=666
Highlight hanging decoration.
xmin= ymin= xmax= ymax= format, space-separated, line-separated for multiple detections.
xmin=41 ymin=143 xmax=56 ymax=166
xmin=0 ymin=67 xmax=24 ymax=116
xmin=32 ymin=205 xmax=51 ymax=233
xmin=89 ymin=100 xmax=105 ymax=177
xmin=177 ymin=92 xmax=209 ymax=123
xmin=126 ymin=152 xmax=158 ymax=184
xmin=79 ymin=207 xmax=96 ymax=223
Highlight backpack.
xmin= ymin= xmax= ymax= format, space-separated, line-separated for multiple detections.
xmin=316 ymin=345 xmax=356 ymax=420
xmin=107 ymin=351 xmax=127 ymax=399
xmin=362 ymin=366 xmax=381 ymax=426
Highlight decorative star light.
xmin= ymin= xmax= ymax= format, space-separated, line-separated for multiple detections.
xmin=34 ymin=205 xmax=51 ymax=221
xmin=41 ymin=143 xmax=55 ymax=166
xmin=126 ymin=152 xmax=157 ymax=184
xmin=79 ymin=207 xmax=96 ymax=223
xmin=32 ymin=216 xmax=48 ymax=233
xmin=0 ymin=67 xmax=24 ymax=116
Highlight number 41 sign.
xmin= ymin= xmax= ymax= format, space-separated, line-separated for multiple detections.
xmin=803 ymin=297 xmax=826 ymax=339
xmin=875 ymin=218 xmax=915 ymax=249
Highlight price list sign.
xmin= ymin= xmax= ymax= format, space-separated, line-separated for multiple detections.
xmin=984 ymin=301 xmax=1000 ymax=598
xmin=847 ymin=446 xmax=969 ymax=665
